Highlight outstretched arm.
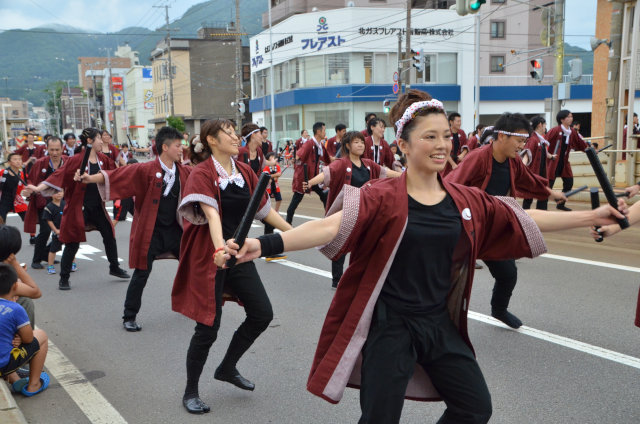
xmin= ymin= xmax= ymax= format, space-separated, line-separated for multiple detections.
xmin=526 ymin=199 xmax=628 ymax=232
xmin=591 ymin=200 xmax=640 ymax=239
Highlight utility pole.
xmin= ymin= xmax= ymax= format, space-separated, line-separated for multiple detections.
xmin=155 ymin=4 xmax=176 ymax=117
xmin=405 ymin=0 xmax=412 ymax=90
xmin=550 ymin=0 xmax=565 ymax=123
xmin=66 ymin=80 xmax=77 ymax=132
xmin=474 ymin=12 xmax=481 ymax=127
xmin=268 ymin=0 xmax=276 ymax=143
xmin=397 ymin=32 xmax=403 ymax=97
xmin=235 ymin=0 xmax=243 ymax=127
xmin=107 ymin=48 xmax=117 ymax=141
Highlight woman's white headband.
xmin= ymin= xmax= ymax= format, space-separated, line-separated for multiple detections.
xmin=395 ymin=99 xmax=445 ymax=141
xmin=242 ymin=128 xmax=261 ymax=141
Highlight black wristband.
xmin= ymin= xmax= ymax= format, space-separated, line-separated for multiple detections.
xmin=257 ymin=233 xmax=284 ymax=257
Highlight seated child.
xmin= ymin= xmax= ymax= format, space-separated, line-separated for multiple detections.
xmin=0 ymin=262 xmax=49 ymax=396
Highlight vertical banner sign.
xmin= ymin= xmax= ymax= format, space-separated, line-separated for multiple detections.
xmin=143 ymin=89 xmax=154 ymax=110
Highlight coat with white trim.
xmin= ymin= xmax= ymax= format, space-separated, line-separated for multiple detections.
xmin=322 ymin=157 xmax=383 ymax=213
xmin=24 ymin=155 xmax=67 ymax=234
xmin=308 ymin=173 xmax=547 ymax=404
xmin=97 ymin=158 xmax=192 ymax=270
xmin=171 ymin=158 xmax=271 ymax=326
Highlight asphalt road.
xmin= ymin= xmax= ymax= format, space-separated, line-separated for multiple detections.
xmin=3 ymin=169 xmax=640 ymax=424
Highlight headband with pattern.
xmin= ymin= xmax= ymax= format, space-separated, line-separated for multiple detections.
xmin=242 ymin=128 xmax=261 ymax=142
xmin=496 ymin=130 xmax=529 ymax=137
xmin=395 ymin=99 xmax=445 ymax=141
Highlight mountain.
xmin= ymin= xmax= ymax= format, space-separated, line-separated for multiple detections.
xmin=564 ymin=43 xmax=594 ymax=75
xmin=0 ymin=0 xmax=267 ymax=106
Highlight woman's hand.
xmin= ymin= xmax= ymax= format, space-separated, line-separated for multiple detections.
xmin=591 ymin=199 xmax=629 ymax=226
xmin=550 ymin=190 xmax=568 ymax=203
xmin=213 ymin=248 xmax=229 ymax=268
xmin=590 ymin=224 xmax=620 ymax=240
xmin=226 ymin=238 xmax=262 ymax=264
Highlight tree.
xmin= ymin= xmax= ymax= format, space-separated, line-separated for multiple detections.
xmin=166 ymin=116 xmax=186 ymax=132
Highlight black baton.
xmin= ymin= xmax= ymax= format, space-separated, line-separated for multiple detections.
xmin=563 ymin=185 xmax=588 ymax=198
xmin=225 ymin=172 xmax=271 ymax=268
xmin=584 ymin=147 xmax=629 ymax=229
xmin=590 ymin=187 xmax=603 ymax=243
xmin=79 ymin=145 xmax=92 ymax=176
xmin=303 ymin=163 xmax=309 ymax=193
xmin=597 ymin=144 xmax=613 ymax=153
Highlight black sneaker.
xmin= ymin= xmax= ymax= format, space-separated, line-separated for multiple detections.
xmin=59 ymin=278 xmax=71 ymax=290
xmin=109 ymin=267 xmax=130 ymax=279
xmin=29 ymin=236 xmax=36 ymax=245
xmin=123 ymin=320 xmax=142 ymax=332
xmin=556 ymin=203 xmax=572 ymax=211
xmin=31 ymin=262 xmax=44 ymax=270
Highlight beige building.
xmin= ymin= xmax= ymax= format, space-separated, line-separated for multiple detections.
xmin=150 ymin=27 xmax=250 ymax=135
xmin=0 ymin=97 xmax=29 ymax=142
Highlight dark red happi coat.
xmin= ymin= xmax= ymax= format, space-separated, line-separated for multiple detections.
xmin=442 ymin=129 xmax=469 ymax=177
xmin=445 ymin=144 xmax=550 ymax=200
xmin=362 ymin=136 xmax=393 ymax=169
xmin=237 ymin=146 xmax=264 ymax=176
xmin=322 ymin=136 xmax=341 ymax=164
xmin=545 ymin=125 xmax=589 ymax=179
xmin=98 ymin=158 xmax=192 ymax=270
xmin=522 ymin=133 xmax=549 ymax=178
xmin=292 ymin=137 xmax=323 ymax=194
xmin=15 ymin=144 xmax=45 ymax=163
xmin=171 ymin=158 xmax=271 ymax=326
xmin=24 ymin=155 xmax=66 ymax=233
xmin=322 ymin=157 xmax=383 ymax=213
xmin=308 ymin=173 xmax=547 ymax=403
xmin=41 ymin=151 xmax=116 ymax=244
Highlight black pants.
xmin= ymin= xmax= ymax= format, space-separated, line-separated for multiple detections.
xmin=483 ymin=259 xmax=517 ymax=312
xmin=359 ymin=301 xmax=491 ymax=424
xmin=285 ymin=187 xmax=327 ymax=224
xmin=184 ymin=261 xmax=273 ymax=397
xmin=522 ymin=198 xmax=548 ymax=210
xmin=331 ymin=254 xmax=346 ymax=285
xmin=0 ymin=203 xmax=25 ymax=223
xmin=549 ymin=176 xmax=573 ymax=194
xmin=123 ymin=227 xmax=181 ymax=321
xmin=60 ymin=203 xmax=119 ymax=280
xmin=32 ymin=208 xmax=52 ymax=264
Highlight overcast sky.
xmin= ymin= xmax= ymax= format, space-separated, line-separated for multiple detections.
xmin=0 ymin=0 xmax=597 ymax=49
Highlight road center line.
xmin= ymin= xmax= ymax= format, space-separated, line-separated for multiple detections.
xmin=45 ymin=337 xmax=128 ymax=424
xmin=267 ymin=258 xmax=640 ymax=371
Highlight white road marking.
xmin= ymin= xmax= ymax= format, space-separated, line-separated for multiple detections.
xmin=540 ymin=253 xmax=640 ymax=273
xmin=45 ymin=338 xmax=128 ymax=424
xmin=269 ymin=258 xmax=640 ymax=371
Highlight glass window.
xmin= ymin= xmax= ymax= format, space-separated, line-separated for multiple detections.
xmin=490 ymin=55 xmax=505 ymax=73
xmin=286 ymin=113 xmax=299 ymax=131
xmin=492 ymin=0 xmax=506 ymax=3
xmin=437 ymin=53 xmax=457 ymax=84
xmin=275 ymin=115 xmax=284 ymax=132
xmin=490 ymin=21 xmax=505 ymax=39
xmin=304 ymin=56 xmax=324 ymax=87
xmin=314 ymin=109 xmax=350 ymax=132
xmin=327 ymin=54 xmax=349 ymax=85
xmin=364 ymin=54 xmax=373 ymax=84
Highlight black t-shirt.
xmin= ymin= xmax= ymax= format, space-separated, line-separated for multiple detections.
xmin=83 ymin=162 xmax=103 ymax=206
xmin=155 ymin=168 xmax=180 ymax=228
xmin=451 ymin=133 xmax=460 ymax=161
xmin=43 ymin=200 xmax=65 ymax=229
xmin=539 ymin=142 xmax=547 ymax=178
xmin=373 ymin=144 xmax=380 ymax=164
xmin=485 ymin=158 xmax=511 ymax=196
xmin=350 ymin=161 xmax=370 ymax=188
xmin=380 ymin=194 xmax=461 ymax=315
xmin=556 ymin=133 xmax=569 ymax=177
xmin=220 ymin=176 xmax=250 ymax=240
xmin=249 ymin=157 xmax=261 ymax=175
xmin=0 ymin=168 xmax=21 ymax=205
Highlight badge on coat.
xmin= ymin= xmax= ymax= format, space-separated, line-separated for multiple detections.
xmin=156 ymin=172 xmax=162 ymax=178
xmin=462 ymin=208 xmax=472 ymax=220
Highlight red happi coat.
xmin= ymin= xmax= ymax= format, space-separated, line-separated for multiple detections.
xmin=363 ymin=136 xmax=393 ymax=169
xmin=462 ymin=135 xmax=480 ymax=153
xmin=0 ymin=168 xmax=27 ymax=213
xmin=521 ymin=133 xmax=550 ymax=178
xmin=442 ymin=129 xmax=469 ymax=176
xmin=24 ymin=155 xmax=66 ymax=233
xmin=102 ymin=144 xmax=120 ymax=161
xmin=292 ymin=137 xmax=323 ymax=194
xmin=99 ymin=158 xmax=192 ymax=270
xmin=445 ymin=144 xmax=550 ymax=200
xmin=237 ymin=146 xmax=265 ymax=176
xmin=322 ymin=157 xmax=383 ymax=213
xmin=15 ymin=144 xmax=45 ymax=163
xmin=322 ymin=137 xmax=341 ymax=164
xmin=309 ymin=173 xmax=547 ymax=403
xmin=294 ymin=138 xmax=307 ymax=151
xmin=546 ymin=125 xmax=589 ymax=179
xmin=41 ymin=151 xmax=116 ymax=244
xmin=171 ymin=158 xmax=271 ymax=326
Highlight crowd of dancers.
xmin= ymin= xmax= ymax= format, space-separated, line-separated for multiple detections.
xmin=0 ymin=88 xmax=638 ymax=422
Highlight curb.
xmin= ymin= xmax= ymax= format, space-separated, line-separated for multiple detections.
xmin=0 ymin=381 xmax=28 ymax=424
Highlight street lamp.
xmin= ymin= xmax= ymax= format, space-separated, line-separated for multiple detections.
xmin=1 ymin=103 xmax=12 ymax=158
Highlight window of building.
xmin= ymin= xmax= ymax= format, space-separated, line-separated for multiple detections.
xmin=490 ymin=55 xmax=505 ymax=73
xmin=313 ymin=109 xmax=350 ymax=132
xmin=364 ymin=54 xmax=373 ymax=84
xmin=286 ymin=113 xmax=299 ymax=132
xmin=304 ymin=56 xmax=325 ymax=87
xmin=437 ymin=53 xmax=457 ymax=84
xmin=243 ymin=64 xmax=250 ymax=82
xmin=490 ymin=21 xmax=505 ymax=39
xmin=492 ymin=0 xmax=506 ymax=3
xmin=327 ymin=54 xmax=349 ymax=85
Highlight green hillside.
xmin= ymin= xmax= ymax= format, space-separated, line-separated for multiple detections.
xmin=0 ymin=0 xmax=267 ymax=106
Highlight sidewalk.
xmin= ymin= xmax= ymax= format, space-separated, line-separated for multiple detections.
xmin=0 ymin=381 xmax=28 ymax=423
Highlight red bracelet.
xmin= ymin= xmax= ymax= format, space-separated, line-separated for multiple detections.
xmin=213 ymin=247 xmax=225 ymax=259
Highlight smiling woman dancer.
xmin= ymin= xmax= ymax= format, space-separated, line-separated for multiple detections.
xmin=171 ymin=119 xmax=292 ymax=414
xmin=225 ymin=89 xmax=627 ymax=424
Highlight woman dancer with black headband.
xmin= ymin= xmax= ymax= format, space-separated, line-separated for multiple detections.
xmin=23 ymin=128 xmax=129 ymax=290
xmin=171 ymin=119 xmax=292 ymax=414
xmin=226 ymin=89 xmax=627 ymax=424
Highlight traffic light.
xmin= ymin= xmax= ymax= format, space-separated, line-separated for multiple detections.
xmin=382 ymin=100 xmax=391 ymax=114
xmin=530 ymin=58 xmax=544 ymax=81
xmin=568 ymin=58 xmax=583 ymax=82
xmin=411 ymin=48 xmax=424 ymax=72
xmin=456 ymin=0 xmax=486 ymax=16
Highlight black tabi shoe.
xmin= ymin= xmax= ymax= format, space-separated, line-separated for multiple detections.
xmin=182 ymin=396 xmax=210 ymax=414
xmin=123 ymin=320 xmax=142 ymax=332
xmin=331 ymin=281 xmax=339 ymax=289
xmin=31 ymin=262 xmax=43 ymax=270
xmin=109 ymin=267 xmax=130 ymax=279
xmin=58 ymin=278 xmax=70 ymax=290
xmin=214 ymin=367 xmax=255 ymax=391
xmin=54 ymin=260 xmax=60 ymax=264
xmin=29 ymin=236 xmax=36 ymax=245
xmin=491 ymin=309 xmax=523 ymax=329
xmin=556 ymin=203 xmax=572 ymax=212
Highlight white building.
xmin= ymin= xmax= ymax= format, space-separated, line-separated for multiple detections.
xmin=249 ymin=8 xmax=475 ymax=143
xmin=124 ymin=66 xmax=154 ymax=147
